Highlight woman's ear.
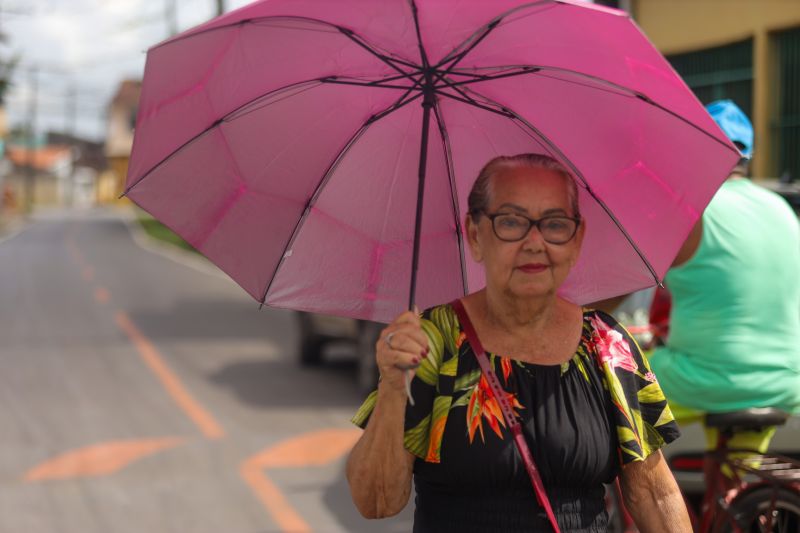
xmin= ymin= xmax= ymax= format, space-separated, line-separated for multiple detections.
xmin=466 ymin=214 xmax=483 ymax=263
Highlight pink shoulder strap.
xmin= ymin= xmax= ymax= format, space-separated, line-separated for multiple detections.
xmin=451 ymin=299 xmax=561 ymax=533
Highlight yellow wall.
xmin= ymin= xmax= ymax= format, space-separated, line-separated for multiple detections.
xmin=100 ymin=156 xmax=131 ymax=204
xmin=633 ymin=1 xmax=800 ymax=54
xmin=633 ymin=0 xmax=800 ymax=178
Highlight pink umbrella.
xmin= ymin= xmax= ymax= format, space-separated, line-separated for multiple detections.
xmin=125 ymin=0 xmax=739 ymax=324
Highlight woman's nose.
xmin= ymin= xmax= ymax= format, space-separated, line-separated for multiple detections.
xmin=521 ymin=224 xmax=546 ymax=251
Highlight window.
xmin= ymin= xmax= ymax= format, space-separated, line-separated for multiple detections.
xmin=775 ymin=27 xmax=800 ymax=181
xmin=666 ymin=39 xmax=754 ymax=122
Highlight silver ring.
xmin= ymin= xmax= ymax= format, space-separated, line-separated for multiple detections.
xmin=385 ymin=332 xmax=396 ymax=350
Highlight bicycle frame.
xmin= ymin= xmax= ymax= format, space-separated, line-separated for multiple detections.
xmin=693 ymin=431 xmax=800 ymax=532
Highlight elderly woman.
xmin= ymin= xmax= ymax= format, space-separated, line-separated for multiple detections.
xmin=346 ymin=154 xmax=690 ymax=532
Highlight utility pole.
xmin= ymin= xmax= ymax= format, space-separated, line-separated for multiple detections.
xmin=215 ymin=0 xmax=225 ymax=17
xmin=65 ymin=84 xmax=76 ymax=136
xmin=24 ymin=65 xmax=37 ymax=213
xmin=165 ymin=0 xmax=178 ymax=36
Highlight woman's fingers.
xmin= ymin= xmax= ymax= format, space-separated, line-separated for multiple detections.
xmin=391 ymin=310 xmax=421 ymax=327
xmin=374 ymin=309 xmax=431 ymax=392
xmin=382 ymin=327 xmax=429 ymax=356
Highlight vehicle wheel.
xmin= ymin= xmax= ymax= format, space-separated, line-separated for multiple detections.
xmin=297 ymin=312 xmax=324 ymax=366
xmin=356 ymin=321 xmax=382 ymax=395
xmin=713 ymin=486 xmax=800 ymax=532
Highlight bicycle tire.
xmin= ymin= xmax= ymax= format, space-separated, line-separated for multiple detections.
xmin=713 ymin=486 xmax=800 ymax=533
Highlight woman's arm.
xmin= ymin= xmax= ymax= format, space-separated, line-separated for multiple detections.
xmin=346 ymin=383 xmax=416 ymax=518
xmin=346 ymin=311 xmax=429 ymax=519
xmin=619 ymin=450 xmax=692 ymax=532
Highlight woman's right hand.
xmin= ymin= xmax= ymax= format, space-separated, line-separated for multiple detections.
xmin=376 ymin=310 xmax=430 ymax=394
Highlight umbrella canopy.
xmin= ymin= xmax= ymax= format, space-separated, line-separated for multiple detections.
xmin=125 ymin=0 xmax=739 ymax=323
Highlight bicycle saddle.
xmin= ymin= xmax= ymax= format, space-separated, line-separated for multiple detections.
xmin=705 ymin=408 xmax=791 ymax=429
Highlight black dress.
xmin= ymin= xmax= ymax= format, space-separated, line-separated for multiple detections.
xmin=353 ymin=304 xmax=680 ymax=532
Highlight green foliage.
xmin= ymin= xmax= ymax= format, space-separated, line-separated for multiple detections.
xmin=136 ymin=213 xmax=198 ymax=253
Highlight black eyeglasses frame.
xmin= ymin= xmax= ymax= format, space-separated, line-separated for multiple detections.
xmin=472 ymin=210 xmax=582 ymax=244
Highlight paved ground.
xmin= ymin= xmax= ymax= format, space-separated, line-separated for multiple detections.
xmin=0 ymin=207 xmax=413 ymax=533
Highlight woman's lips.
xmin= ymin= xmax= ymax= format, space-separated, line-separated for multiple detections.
xmin=517 ymin=263 xmax=548 ymax=273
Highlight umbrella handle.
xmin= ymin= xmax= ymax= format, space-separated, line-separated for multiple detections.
xmin=404 ymin=370 xmax=415 ymax=406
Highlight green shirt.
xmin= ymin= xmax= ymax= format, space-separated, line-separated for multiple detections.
xmin=651 ymin=178 xmax=800 ymax=413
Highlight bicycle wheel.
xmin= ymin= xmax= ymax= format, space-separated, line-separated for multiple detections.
xmin=713 ymin=486 xmax=800 ymax=533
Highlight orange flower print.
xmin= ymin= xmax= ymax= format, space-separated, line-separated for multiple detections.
xmin=500 ymin=357 xmax=513 ymax=382
xmin=456 ymin=331 xmax=466 ymax=349
xmin=466 ymin=374 xmax=523 ymax=444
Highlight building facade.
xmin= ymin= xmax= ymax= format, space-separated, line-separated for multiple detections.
xmin=622 ymin=0 xmax=800 ymax=181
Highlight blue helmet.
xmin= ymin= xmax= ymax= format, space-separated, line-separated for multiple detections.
xmin=705 ymin=99 xmax=753 ymax=159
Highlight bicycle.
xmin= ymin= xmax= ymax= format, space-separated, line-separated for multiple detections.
xmin=668 ymin=407 xmax=800 ymax=532
xmin=608 ymin=408 xmax=800 ymax=532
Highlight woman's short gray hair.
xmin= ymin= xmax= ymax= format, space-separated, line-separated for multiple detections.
xmin=467 ymin=154 xmax=580 ymax=219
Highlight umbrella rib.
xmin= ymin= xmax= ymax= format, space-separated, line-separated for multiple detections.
xmin=435 ymin=19 xmax=500 ymax=74
xmin=448 ymin=65 xmax=738 ymax=156
xmin=433 ymin=1 xmax=553 ymax=68
xmin=259 ymin=121 xmax=373 ymax=305
xmin=431 ymin=103 xmax=469 ymax=296
xmin=507 ymin=112 xmax=661 ymax=285
xmin=336 ymin=26 xmax=420 ymax=81
xmin=409 ymin=0 xmax=431 ymax=70
xmin=152 ymin=15 xmax=422 ymax=88
xmin=446 ymin=66 xmax=542 ymax=87
xmin=260 ymin=89 xmax=425 ymax=305
xmin=450 ymin=85 xmax=662 ymax=285
xmin=123 ymin=79 xmax=325 ymax=196
xmin=318 ymin=77 xmax=419 ymax=91
xmin=369 ymin=91 xmax=424 ymax=123
xmin=435 ymin=90 xmax=515 ymax=119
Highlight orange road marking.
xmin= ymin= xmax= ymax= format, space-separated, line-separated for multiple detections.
xmin=115 ymin=311 xmax=225 ymax=440
xmin=240 ymin=466 xmax=311 ymax=533
xmin=24 ymin=437 xmax=185 ymax=481
xmin=240 ymin=428 xmax=361 ymax=533
xmin=82 ymin=266 xmax=94 ymax=282
xmin=94 ymin=286 xmax=110 ymax=304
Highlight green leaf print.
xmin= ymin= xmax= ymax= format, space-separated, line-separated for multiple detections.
xmin=451 ymin=391 xmax=472 ymax=409
xmin=637 ymin=382 xmax=667 ymax=404
xmin=455 ymin=368 xmax=481 ymax=392
xmin=653 ymin=404 xmax=676 ymax=427
xmin=440 ymin=355 xmax=458 ymax=377
xmin=404 ymin=414 xmax=432 ymax=459
xmin=417 ymin=318 xmax=444 ymax=385
xmin=351 ymin=390 xmax=378 ymax=426
xmin=431 ymin=305 xmax=462 ymax=357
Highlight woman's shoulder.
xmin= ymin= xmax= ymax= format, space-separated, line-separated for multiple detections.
xmin=582 ymin=307 xmax=622 ymax=330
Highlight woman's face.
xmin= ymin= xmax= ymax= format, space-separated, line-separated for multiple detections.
xmin=466 ymin=165 xmax=584 ymax=299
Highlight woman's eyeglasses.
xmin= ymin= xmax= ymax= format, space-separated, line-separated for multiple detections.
xmin=474 ymin=211 xmax=581 ymax=244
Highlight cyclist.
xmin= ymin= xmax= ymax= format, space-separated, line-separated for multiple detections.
xmin=649 ymin=100 xmax=800 ymax=479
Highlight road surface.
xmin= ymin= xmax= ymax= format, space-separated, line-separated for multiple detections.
xmin=0 ymin=207 xmax=413 ymax=533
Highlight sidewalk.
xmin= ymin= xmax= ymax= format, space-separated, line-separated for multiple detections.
xmin=0 ymin=209 xmax=25 ymax=242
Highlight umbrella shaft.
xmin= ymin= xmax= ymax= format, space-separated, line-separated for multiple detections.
xmin=409 ymin=95 xmax=433 ymax=311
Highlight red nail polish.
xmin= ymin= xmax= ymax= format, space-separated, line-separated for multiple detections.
xmin=412 ymin=357 xmax=420 ymax=364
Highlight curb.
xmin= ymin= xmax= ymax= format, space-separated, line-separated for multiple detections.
xmin=0 ymin=214 xmax=27 ymax=245
xmin=120 ymin=207 xmax=229 ymax=281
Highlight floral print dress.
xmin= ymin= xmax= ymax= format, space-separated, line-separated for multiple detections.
xmin=353 ymin=304 xmax=680 ymax=533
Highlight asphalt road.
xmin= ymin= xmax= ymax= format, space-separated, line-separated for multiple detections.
xmin=0 ymin=207 xmax=413 ymax=533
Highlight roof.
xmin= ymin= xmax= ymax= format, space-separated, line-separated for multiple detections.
xmin=110 ymin=79 xmax=142 ymax=110
xmin=6 ymin=145 xmax=72 ymax=172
